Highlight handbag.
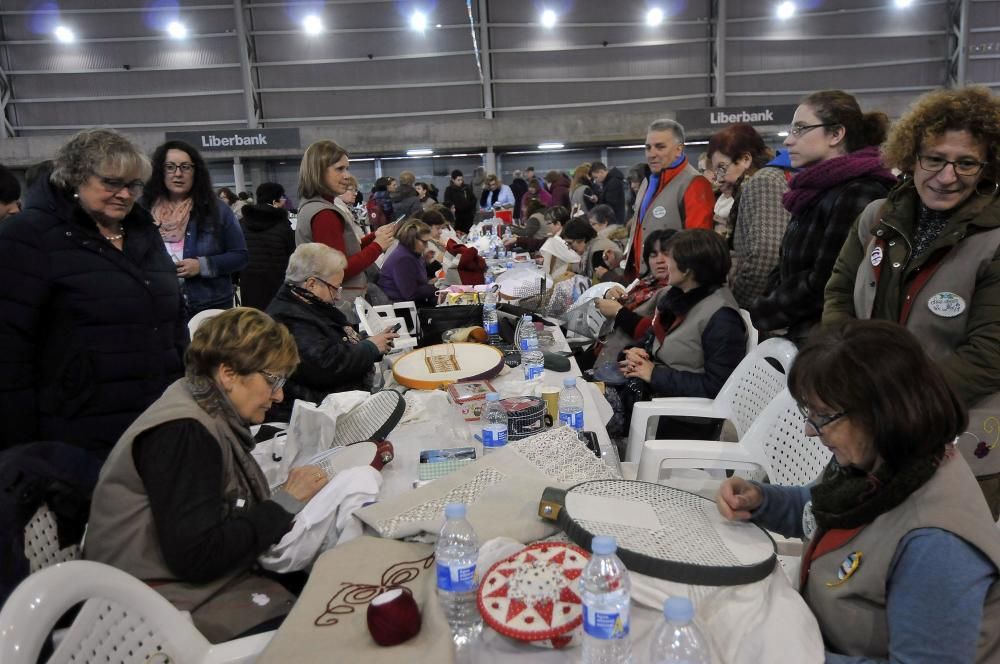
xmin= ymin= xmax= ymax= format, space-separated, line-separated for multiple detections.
xmin=417 ymin=304 xmax=483 ymax=346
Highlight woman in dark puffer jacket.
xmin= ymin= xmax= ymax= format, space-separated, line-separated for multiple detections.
xmin=265 ymin=243 xmax=398 ymax=421
xmin=0 ymin=129 xmax=186 ymax=457
xmin=240 ymin=182 xmax=294 ymax=310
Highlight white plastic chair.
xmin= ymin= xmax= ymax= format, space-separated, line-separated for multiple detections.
xmin=625 ymin=337 xmax=798 ymax=464
xmin=739 ymin=308 xmax=759 ymax=353
xmin=0 ymin=561 xmax=271 ymax=664
xmin=354 ymin=297 xmax=419 ymax=351
xmin=188 ymin=308 xmax=226 ymax=338
xmin=23 ymin=504 xmax=81 ymax=573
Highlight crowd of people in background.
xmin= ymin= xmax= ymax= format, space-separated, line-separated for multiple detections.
xmin=0 ymin=85 xmax=999 ymax=660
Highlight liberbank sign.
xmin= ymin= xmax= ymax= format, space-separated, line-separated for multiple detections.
xmin=164 ymin=128 xmax=301 ymax=152
xmin=675 ymin=105 xmax=798 ymax=131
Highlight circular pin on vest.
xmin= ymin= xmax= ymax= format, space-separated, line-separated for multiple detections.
xmin=652 ymin=206 xmax=667 ymax=219
xmin=825 ymin=551 xmax=863 ymax=588
xmin=927 ymin=292 xmax=966 ymax=318
xmin=869 ymin=246 xmax=883 ymax=267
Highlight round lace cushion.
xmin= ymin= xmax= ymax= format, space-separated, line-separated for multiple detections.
xmin=477 ymin=542 xmax=590 ymax=649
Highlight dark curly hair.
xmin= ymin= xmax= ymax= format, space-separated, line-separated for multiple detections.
xmin=882 ymin=86 xmax=1000 ymax=184
xmin=141 ymin=140 xmax=218 ymax=228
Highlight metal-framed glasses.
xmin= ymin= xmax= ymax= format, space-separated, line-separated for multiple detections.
xmin=258 ymin=370 xmax=287 ymax=395
xmin=312 ymin=275 xmax=343 ymax=298
xmin=797 ymin=403 xmax=846 ymax=434
xmin=787 ymin=123 xmax=837 ymax=138
xmin=714 ymin=162 xmax=732 ymax=177
xmin=164 ymin=162 xmax=195 ymax=174
xmin=917 ymin=154 xmax=987 ymax=177
xmin=97 ymin=176 xmax=144 ymax=196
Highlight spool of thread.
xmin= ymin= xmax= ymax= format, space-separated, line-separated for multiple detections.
xmin=366 ymin=586 xmax=422 ymax=646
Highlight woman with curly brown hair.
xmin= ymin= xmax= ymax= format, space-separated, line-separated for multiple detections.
xmin=825 ymin=86 xmax=1000 ymax=517
xmin=708 ymin=123 xmax=792 ymax=309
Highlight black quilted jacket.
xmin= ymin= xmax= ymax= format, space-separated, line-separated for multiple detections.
xmin=239 ymin=203 xmax=294 ymax=310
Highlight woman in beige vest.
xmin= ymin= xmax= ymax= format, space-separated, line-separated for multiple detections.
xmin=825 ymin=86 xmax=1000 ymax=516
xmin=717 ymin=320 xmax=1000 ymax=663
xmin=87 ymin=309 xmax=331 ymax=642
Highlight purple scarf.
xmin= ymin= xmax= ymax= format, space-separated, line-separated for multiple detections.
xmin=782 ymin=146 xmax=897 ymax=215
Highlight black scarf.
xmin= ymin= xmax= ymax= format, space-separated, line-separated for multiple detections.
xmin=810 ymin=452 xmax=941 ymax=530
xmin=651 ymin=285 xmax=712 ymax=344
xmin=287 ymin=283 xmax=363 ymax=343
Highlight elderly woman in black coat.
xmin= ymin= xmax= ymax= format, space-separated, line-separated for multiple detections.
xmin=0 ymin=128 xmax=186 ymax=457
xmin=265 ymin=243 xmax=398 ymax=421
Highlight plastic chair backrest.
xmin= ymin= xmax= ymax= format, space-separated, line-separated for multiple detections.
xmin=713 ymin=337 xmax=798 ymax=440
xmin=354 ymin=297 xmax=384 ymax=336
xmin=187 ymin=308 xmax=226 ymax=338
xmin=739 ymin=308 xmax=759 ymax=354
xmin=740 ymin=388 xmax=831 ymax=486
xmin=0 ymin=561 xmax=211 ymax=664
xmin=23 ymin=504 xmax=80 ymax=574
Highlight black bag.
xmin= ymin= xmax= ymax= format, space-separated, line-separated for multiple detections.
xmin=417 ymin=304 xmax=483 ymax=346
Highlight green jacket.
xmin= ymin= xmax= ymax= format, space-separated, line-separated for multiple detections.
xmin=824 ymin=181 xmax=1000 ymax=406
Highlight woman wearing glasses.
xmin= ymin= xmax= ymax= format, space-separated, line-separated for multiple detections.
xmin=718 ymin=320 xmax=1000 ymax=663
xmin=142 ymin=140 xmax=249 ymax=317
xmin=87 ymin=308 xmax=331 ymax=642
xmin=0 ymin=129 xmax=186 ymax=457
xmin=265 ymin=244 xmax=397 ymax=421
xmin=825 ymin=86 xmax=1000 ymax=517
xmin=707 ymin=123 xmax=792 ymax=309
xmin=749 ymin=90 xmax=897 ymax=343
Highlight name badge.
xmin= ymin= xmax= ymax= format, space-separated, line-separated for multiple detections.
xmin=870 ymin=246 xmax=883 ymax=267
xmin=652 ymin=206 xmax=667 ymax=219
xmin=826 ymin=551 xmax=863 ymax=588
xmin=927 ymin=292 xmax=966 ymax=318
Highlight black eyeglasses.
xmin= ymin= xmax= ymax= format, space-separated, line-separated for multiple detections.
xmin=96 ymin=176 xmax=144 ymax=196
xmin=917 ymin=154 xmax=987 ymax=177
xmin=797 ymin=403 xmax=846 ymax=434
xmin=164 ymin=162 xmax=195 ymax=175
xmin=258 ymin=370 xmax=287 ymax=395
xmin=787 ymin=123 xmax=837 ymax=138
xmin=312 ymin=275 xmax=343 ymax=298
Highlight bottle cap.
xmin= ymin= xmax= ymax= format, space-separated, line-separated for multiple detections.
xmin=445 ymin=503 xmax=466 ymax=519
xmin=563 ymin=377 xmax=576 ymax=388
xmin=664 ymin=596 xmax=695 ymax=624
xmin=522 ymin=314 xmax=531 ymax=321
xmin=591 ymin=535 xmax=616 ymax=555
xmin=485 ymin=392 xmax=500 ymax=402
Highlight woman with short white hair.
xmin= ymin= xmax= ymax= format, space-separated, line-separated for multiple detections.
xmin=265 ymin=243 xmax=397 ymax=421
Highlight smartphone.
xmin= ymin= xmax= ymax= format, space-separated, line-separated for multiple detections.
xmin=387 ymin=322 xmax=403 ymax=333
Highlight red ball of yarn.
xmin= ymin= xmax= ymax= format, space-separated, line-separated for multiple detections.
xmin=366 ymin=586 xmax=422 ymax=646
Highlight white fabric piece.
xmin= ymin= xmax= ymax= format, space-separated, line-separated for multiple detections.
xmin=477 ymin=537 xmax=527 ymax=578
xmin=283 ymin=392 xmax=371 ymax=476
xmin=258 ymin=465 xmax=383 ymax=573
xmin=629 ymin=566 xmax=824 ymax=664
xmin=400 ymin=389 xmax=451 ymax=424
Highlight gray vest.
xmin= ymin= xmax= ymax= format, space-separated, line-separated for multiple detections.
xmin=626 ymin=164 xmax=700 ymax=274
xmin=803 ymin=454 xmax=1000 ymax=662
xmin=296 ymin=196 xmax=368 ymax=298
xmin=852 ymin=200 xmax=1000 ymax=478
xmin=649 ymin=287 xmax=741 ymax=373
xmin=86 ymin=380 xmax=294 ymax=642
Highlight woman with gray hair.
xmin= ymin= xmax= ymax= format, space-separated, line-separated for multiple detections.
xmin=0 ymin=128 xmax=187 ymax=457
xmin=265 ymin=242 xmax=398 ymax=421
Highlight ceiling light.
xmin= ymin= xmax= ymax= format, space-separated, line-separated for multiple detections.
xmin=406 ymin=149 xmax=433 ymax=156
xmin=777 ymin=131 xmax=790 ymax=137
xmin=302 ymin=14 xmax=323 ymax=35
xmin=646 ymin=8 xmax=664 ymax=27
xmin=776 ymin=1 xmax=796 ymax=20
xmin=540 ymin=9 xmax=557 ymax=28
xmin=410 ymin=10 xmax=428 ymax=32
xmin=894 ymin=0 xmax=913 ymax=7
xmin=166 ymin=21 xmax=187 ymax=39
xmin=538 ymin=142 xmax=564 ymax=150
xmin=54 ymin=25 xmax=74 ymax=43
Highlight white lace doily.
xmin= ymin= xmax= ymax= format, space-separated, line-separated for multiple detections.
xmin=508 ymin=426 xmax=621 ymax=484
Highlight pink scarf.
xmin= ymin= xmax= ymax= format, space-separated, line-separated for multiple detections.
xmin=782 ymin=146 xmax=897 ymax=215
xmin=151 ymin=198 xmax=194 ymax=243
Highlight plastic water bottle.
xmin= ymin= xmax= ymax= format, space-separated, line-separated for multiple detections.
xmin=482 ymin=288 xmax=499 ymax=337
xmin=436 ymin=503 xmax=483 ymax=645
xmin=480 ymin=392 xmax=508 ymax=454
xmin=517 ymin=315 xmax=544 ymax=380
xmin=581 ymin=536 xmax=632 ymax=664
xmin=649 ymin=597 xmax=709 ymax=664
xmin=484 ymin=272 xmax=495 ymax=286
xmin=558 ymin=376 xmax=585 ymax=431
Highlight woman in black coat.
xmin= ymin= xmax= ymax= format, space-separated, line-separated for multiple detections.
xmin=240 ymin=182 xmax=295 ymax=310
xmin=265 ymin=243 xmax=398 ymax=421
xmin=0 ymin=129 xmax=186 ymax=457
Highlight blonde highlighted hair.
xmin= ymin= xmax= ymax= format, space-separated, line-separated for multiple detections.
xmin=185 ymin=308 xmax=299 ymax=378
xmin=50 ymin=128 xmax=151 ymax=190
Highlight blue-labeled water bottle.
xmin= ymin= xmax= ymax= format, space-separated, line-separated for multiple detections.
xmin=482 ymin=287 xmax=499 ymax=337
xmin=517 ymin=315 xmax=544 ymax=380
xmin=436 ymin=503 xmax=483 ymax=645
xmin=480 ymin=392 xmax=508 ymax=454
xmin=649 ymin=596 xmax=709 ymax=664
xmin=581 ymin=535 xmax=632 ymax=664
xmin=558 ymin=376 xmax=585 ymax=431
